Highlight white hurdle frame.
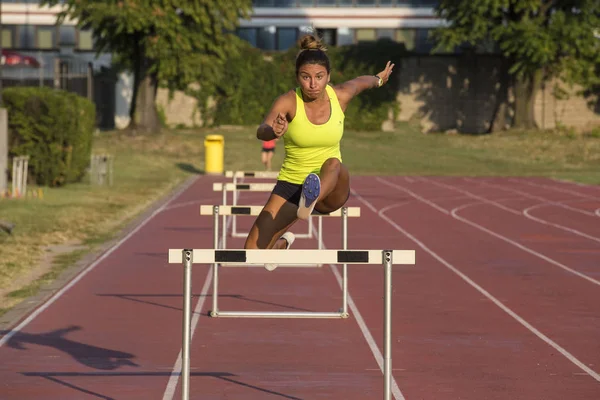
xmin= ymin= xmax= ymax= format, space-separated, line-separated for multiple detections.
xmin=213 ymin=181 xmax=314 ymax=246
xmin=169 ymin=248 xmax=416 ymax=400
xmin=226 ymin=171 xmax=280 ymax=239
xmin=201 ymin=205 xmax=361 ymax=318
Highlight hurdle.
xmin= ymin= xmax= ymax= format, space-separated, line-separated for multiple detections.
xmin=201 ymin=205 xmax=361 ymax=318
xmin=224 ymin=170 xmax=281 ymax=238
xmin=169 ymin=248 xmax=416 ymax=400
xmin=213 ymin=182 xmax=314 ymax=247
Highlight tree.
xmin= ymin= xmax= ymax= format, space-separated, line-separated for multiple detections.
xmin=42 ymin=0 xmax=252 ymax=133
xmin=432 ymin=0 xmax=600 ymax=131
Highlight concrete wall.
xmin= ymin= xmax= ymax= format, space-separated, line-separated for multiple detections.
xmin=395 ymin=55 xmax=600 ymax=133
xmin=112 ymin=55 xmax=599 ymax=133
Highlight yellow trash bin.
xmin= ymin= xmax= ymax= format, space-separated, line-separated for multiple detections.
xmin=204 ymin=134 xmax=224 ymax=174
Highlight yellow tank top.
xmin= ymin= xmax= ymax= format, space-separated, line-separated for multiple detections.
xmin=278 ymin=85 xmax=345 ymax=184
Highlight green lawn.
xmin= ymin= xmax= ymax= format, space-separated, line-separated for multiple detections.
xmin=0 ymin=123 xmax=598 ymax=316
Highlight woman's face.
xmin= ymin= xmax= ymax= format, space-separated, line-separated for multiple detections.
xmin=297 ymin=63 xmax=330 ymax=101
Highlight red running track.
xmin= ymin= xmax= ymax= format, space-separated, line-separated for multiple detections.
xmin=0 ymin=175 xmax=599 ymax=399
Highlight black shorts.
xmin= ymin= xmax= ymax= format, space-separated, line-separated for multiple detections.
xmin=261 ymin=148 xmax=275 ymax=153
xmin=272 ymin=180 xmax=351 ymax=210
xmin=272 ymin=180 xmax=303 ymax=206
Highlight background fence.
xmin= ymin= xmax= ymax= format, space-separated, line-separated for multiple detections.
xmin=1 ymin=53 xmax=116 ymax=130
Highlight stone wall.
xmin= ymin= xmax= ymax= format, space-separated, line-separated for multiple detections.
xmin=395 ymin=55 xmax=600 ymax=133
xmin=150 ymin=55 xmax=599 ymax=133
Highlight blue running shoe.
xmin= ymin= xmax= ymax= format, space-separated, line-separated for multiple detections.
xmin=297 ymin=173 xmax=321 ymax=220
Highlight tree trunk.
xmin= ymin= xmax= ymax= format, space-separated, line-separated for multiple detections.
xmin=489 ymin=61 xmax=510 ymax=133
xmin=129 ymin=54 xmax=160 ymax=133
xmin=512 ymin=71 xmax=542 ymax=130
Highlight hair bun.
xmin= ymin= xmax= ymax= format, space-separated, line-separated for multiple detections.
xmin=299 ymin=34 xmax=327 ymax=52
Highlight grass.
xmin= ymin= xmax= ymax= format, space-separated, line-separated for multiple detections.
xmin=0 ymin=123 xmax=599 ymax=316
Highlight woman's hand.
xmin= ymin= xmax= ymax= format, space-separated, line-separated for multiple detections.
xmin=376 ymin=61 xmax=395 ymax=87
xmin=272 ymin=112 xmax=288 ymax=138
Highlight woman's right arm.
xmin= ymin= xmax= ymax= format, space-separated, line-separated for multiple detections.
xmin=257 ymin=91 xmax=293 ymax=141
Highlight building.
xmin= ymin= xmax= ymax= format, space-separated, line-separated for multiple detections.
xmin=238 ymin=0 xmax=442 ymax=52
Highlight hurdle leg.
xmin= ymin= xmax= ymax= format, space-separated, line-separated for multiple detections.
xmin=383 ymin=250 xmax=393 ymax=400
xmin=232 ymin=179 xmax=238 ymax=237
xmin=221 ymin=189 xmax=227 ymax=248
xmin=307 ymin=216 xmax=313 ymax=238
xmin=342 ymin=207 xmax=349 ymax=317
xmin=181 ymin=249 xmax=193 ymax=400
xmin=211 ymin=206 xmax=220 ymax=317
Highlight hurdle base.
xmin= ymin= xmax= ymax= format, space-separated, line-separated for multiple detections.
xmin=219 ymin=263 xmax=322 ymax=268
xmin=210 ymin=311 xmax=347 ymax=318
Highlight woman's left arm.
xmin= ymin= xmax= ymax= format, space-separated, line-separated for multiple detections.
xmin=334 ymin=61 xmax=395 ymax=111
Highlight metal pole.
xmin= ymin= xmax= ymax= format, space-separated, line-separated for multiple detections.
xmin=342 ymin=207 xmax=348 ymax=316
xmin=212 ymin=206 xmax=219 ymax=316
xmin=181 ymin=249 xmax=193 ymax=400
xmin=308 ymin=215 xmax=313 ymax=238
xmin=318 ymin=216 xmax=323 ymax=250
xmin=221 ymin=189 xmax=227 ymax=248
xmin=383 ymin=250 xmax=393 ymax=400
xmin=232 ymin=181 xmax=237 ymax=236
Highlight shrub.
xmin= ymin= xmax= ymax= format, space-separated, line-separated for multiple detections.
xmin=201 ymin=39 xmax=405 ymax=131
xmin=4 ymin=87 xmax=96 ymax=186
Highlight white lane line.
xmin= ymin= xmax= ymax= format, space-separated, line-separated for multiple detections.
xmin=162 ymin=265 xmax=214 ymax=400
xmin=523 ymin=204 xmax=600 ymax=244
xmin=377 ymin=178 xmax=600 ymax=287
xmin=511 ymin=178 xmax=600 ymax=200
xmin=451 ymin=203 xmax=600 ymax=286
xmin=163 ymin=181 xmax=242 ymax=399
xmin=424 ymin=178 xmax=600 ymax=243
xmin=551 ymin=178 xmax=600 ymax=189
xmin=0 ymin=175 xmax=201 ymax=348
xmin=310 ymin=223 xmax=406 ymax=400
xmin=463 ymin=177 xmax=597 ymax=217
xmin=352 ymin=190 xmax=600 ymax=383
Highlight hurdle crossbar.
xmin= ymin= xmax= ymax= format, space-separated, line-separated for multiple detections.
xmin=202 ymin=205 xmax=360 ymax=317
xmin=225 ymin=170 xmax=280 ymax=179
xmin=170 ymin=248 xmax=416 ymax=400
xmin=212 ymin=181 xmax=314 ymax=243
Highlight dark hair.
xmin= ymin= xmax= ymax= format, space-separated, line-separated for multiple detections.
xmin=295 ymin=34 xmax=330 ymax=76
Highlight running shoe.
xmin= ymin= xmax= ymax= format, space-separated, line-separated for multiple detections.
xmin=297 ymin=173 xmax=321 ymax=220
xmin=265 ymin=231 xmax=295 ymax=271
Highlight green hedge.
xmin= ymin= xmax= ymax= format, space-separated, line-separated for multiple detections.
xmin=201 ymin=39 xmax=405 ymax=131
xmin=4 ymin=87 xmax=96 ymax=186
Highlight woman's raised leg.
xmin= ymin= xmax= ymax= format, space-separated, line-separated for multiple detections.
xmin=245 ymin=194 xmax=299 ymax=249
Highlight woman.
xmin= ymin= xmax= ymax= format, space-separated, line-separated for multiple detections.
xmin=245 ymin=34 xmax=394 ymax=255
xmin=260 ymin=138 xmax=277 ymax=171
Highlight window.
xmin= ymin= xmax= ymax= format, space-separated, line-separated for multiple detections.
xmin=316 ymin=28 xmax=337 ymax=46
xmin=356 ymin=0 xmax=377 ymax=6
xmin=317 ymin=0 xmax=337 ymax=5
xmin=37 ymin=26 xmax=56 ymax=49
xmin=337 ymin=28 xmax=354 ymax=45
xmin=277 ymin=28 xmax=297 ymax=50
xmin=395 ymin=28 xmax=415 ymax=51
xmin=59 ymin=25 xmax=76 ymax=46
xmin=298 ymin=0 xmax=314 ymax=5
xmin=1 ymin=26 xmax=15 ymax=49
xmin=252 ymin=0 xmax=275 ymax=6
xmin=355 ymin=28 xmax=376 ymax=42
xmin=257 ymin=26 xmax=276 ymax=50
xmin=379 ymin=0 xmax=394 ymax=5
xmin=338 ymin=0 xmax=353 ymax=5
xmin=415 ymin=28 xmax=434 ymax=53
xmin=237 ymin=28 xmax=258 ymax=47
xmin=19 ymin=25 xmax=35 ymax=49
xmin=78 ymin=29 xmax=94 ymax=50
xmin=377 ymin=29 xmax=395 ymax=40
